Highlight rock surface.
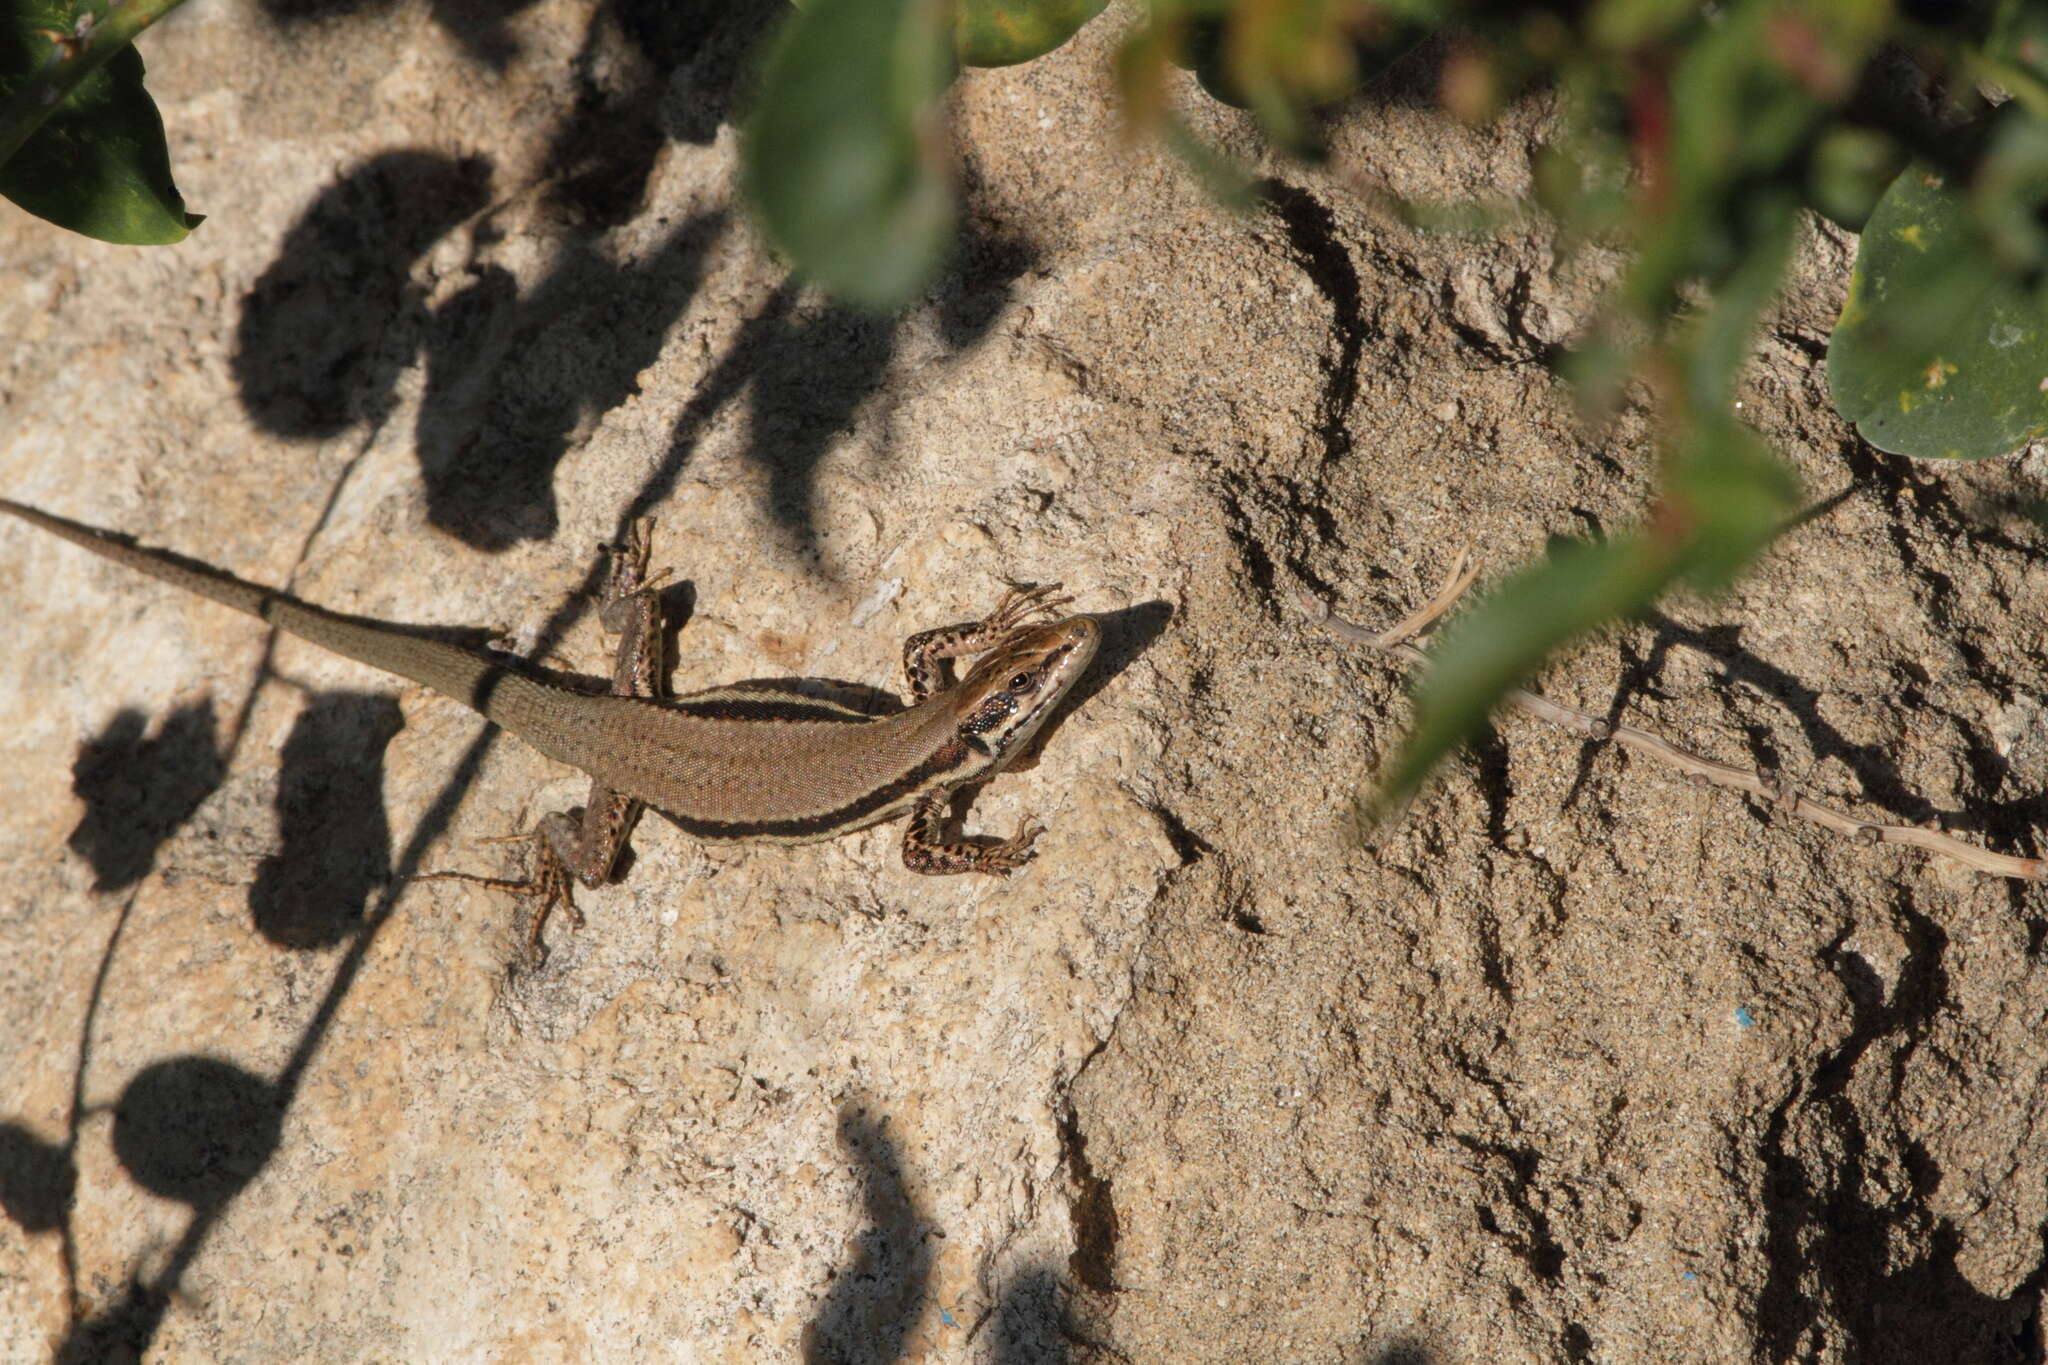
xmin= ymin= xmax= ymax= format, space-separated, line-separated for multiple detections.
xmin=4 ymin=3 xmax=2047 ymax=1361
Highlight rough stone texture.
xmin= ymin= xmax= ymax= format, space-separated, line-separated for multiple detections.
xmin=4 ymin=3 xmax=2047 ymax=1362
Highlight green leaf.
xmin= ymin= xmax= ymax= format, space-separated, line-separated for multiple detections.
xmin=1682 ymin=188 xmax=1799 ymax=412
xmin=954 ymin=0 xmax=1106 ymax=67
xmin=743 ymin=0 xmax=955 ymax=311
xmin=1986 ymin=0 xmax=2048 ymax=88
xmin=1828 ymin=151 xmax=2048 ymax=460
xmin=1665 ymin=417 xmax=1803 ymax=593
xmin=1375 ymin=535 xmax=1678 ymax=814
xmin=0 ymin=0 xmax=198 ymax=244
xmin=1375 ymin=417 xmax=1797 ymax=813
xmin=1806 ymin=124 xmax=1904 ymax=232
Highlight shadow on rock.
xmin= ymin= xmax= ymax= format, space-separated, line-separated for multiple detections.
xmin=68 ymin=701 xmax=228 ymax=894
xmin=991 ymin=1267 xmax=1071 ymax=1364
xmin=0 ymin=1122 xmax=76 ymax=1234
xmin=250 ymin=691 xmax=404 ymax=950
xmin=234 ymin=151 xmax=493 ymax=440
xmin=1757 ymin=893 xmax=2047 ymax=1363
xmin=411 ymin=212 xmax=728 ymax=550
xmin=802 ymin=1105 xmax=933 ymax=1365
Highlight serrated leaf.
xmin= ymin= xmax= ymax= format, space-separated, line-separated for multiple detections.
xmin=0 ymin=0 xmax=198 ymax=244
xmin=1828 ymin=153 xmax=2048 ymax=460
xmin=955 ymin=0 xmax=1106 ymax=67
xmin=743 ymin=0 xmax=955 ymax=311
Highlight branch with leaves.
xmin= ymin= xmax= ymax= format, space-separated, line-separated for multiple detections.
xmin=1299 ymin=556 xmax=2046 ymax=883
xmin=740 ymin=0 xmax=2048 ymax=809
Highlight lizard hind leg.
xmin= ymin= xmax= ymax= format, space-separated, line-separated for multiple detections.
xmin=411 ymin=823 xmax=588 ymax=967
xmin=407 ymin=865 xmax=576 ymax=969
xmin=525 ymin=518 xmax=667 ymax=954
xmin=528 ymin=785 xmax=644 ymax=945
xmin=418 ymin=519 xmax=667 ymax=965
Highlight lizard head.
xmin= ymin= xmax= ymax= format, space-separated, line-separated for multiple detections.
xmin=952 ymin=615 xmax=1100 ymax=768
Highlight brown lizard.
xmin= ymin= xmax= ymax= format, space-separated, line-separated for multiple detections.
xmin=0 ymin=499 xmax=1099 ymax=948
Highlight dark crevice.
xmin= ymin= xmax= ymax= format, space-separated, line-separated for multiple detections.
xmin=1217 ymin=469 xmax=1347 ymax=611
xmin=1956 ymin=714 xmax=2007 ymax=801
xmin=1774 ymin=325 xmax=1828 ymax=361
xmin=1454 ymin=1134 xmax=1566 ymax=1281
xmin=1470 ymin=722 xmax=1515 ymax=851
xmin=1145 ymin=802 xmax=1213 ymax=867
xmin=1754 ymin=890 xmax=2046 ymax=1362
xmin=1844 ymin=437 xmax=2044 ymax=565
xmin=1057 ymin=1102 xmax=1121 ymax=1295
xmin=1217 ymin=474 xmax=1281 ymax=608
xmin=1257 ymin=179 xmax=1366 ymax=469
xmin=1472 ymin=906 xmax=1513 ymax=1005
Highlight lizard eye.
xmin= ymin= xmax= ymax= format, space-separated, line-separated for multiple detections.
xmin=1007 ymin=671 xmax=1034 ymax=691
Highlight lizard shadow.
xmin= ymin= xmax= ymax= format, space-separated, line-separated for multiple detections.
xmin=1041 ymin=599 xmax=1173 ymax=735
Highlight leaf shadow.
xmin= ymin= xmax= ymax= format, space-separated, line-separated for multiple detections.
xmin=1573 ymin=612 xmax=1934 ymax=826
xmin=250 ymin=690 xmax=404 ymax=950
xmin=801 ymin=1104 xmax=933 ymax=1365
xmin=68 ymin=701 xmax=228 ymax=894
xmin=234 ymin=150 xmax=494 ymax=440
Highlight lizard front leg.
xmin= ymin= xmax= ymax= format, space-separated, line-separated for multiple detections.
xmin=528 ymin=517 xmax=667 ymax=953
xmin=901 ymin=582 xmax=1071 ymax=702
xmin=900 ymin=789 xmax=1044 ymax=876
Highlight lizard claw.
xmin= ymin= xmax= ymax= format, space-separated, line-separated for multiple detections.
xmin=981 ymin=820 xmax=1046 ymax=875
xmin=986 ymin=583 xmax=1073 ymax=635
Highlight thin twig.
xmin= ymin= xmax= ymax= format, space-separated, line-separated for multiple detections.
xmin=1297 ymin=565 xmax=2046 ymax=883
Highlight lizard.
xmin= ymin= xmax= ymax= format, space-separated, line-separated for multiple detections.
xmin=0 ymin=498 xmax=1100 ymax=950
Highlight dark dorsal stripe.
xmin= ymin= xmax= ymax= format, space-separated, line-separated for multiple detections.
xmin=657 ymin=738 xmax=975 ymax=840
xmin=671 ymin=696 xmax=873 ymax=725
